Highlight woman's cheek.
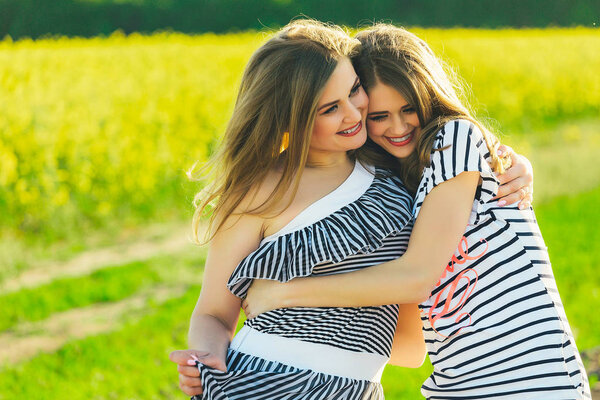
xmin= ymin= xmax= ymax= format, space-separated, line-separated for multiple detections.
xmin=366 ymin=121 xmax=381 ymax=139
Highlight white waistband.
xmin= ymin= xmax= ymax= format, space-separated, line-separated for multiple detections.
xmin=229 ymin=325 xmax=388 ymax=382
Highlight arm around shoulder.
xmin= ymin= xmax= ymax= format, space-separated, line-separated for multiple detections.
xmin=269 ymin=170 xmax=481 ymax=308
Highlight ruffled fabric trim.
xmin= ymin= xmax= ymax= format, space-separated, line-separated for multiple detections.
xmin=227 ymin=170 xmax=413 ymax=298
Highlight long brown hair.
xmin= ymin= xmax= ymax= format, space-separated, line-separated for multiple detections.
xmin=352 ymin=24 xmax=506 ymax=194
xmin=189 ymin=19 xmax=359 ymax=243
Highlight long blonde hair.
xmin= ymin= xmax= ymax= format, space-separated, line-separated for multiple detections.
xmin=353 ymin=24 xmax=506 ymax=194
xmin=190 ymin=19 xmax=359 ymax=243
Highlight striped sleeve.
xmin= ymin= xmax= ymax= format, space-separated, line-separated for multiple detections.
xmin=413 ymin=119 xmax=499 ymax=219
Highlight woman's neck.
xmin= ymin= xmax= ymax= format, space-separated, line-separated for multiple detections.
xmin=306 ymin=150 xmax=351 ymax=170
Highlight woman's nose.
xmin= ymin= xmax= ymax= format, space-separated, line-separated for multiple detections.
xmin=344 ymin=101 xmax=362 ymax=123
xmin=390 ymin=114 xmax=407 ymax=135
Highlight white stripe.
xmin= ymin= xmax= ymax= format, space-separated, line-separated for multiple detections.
xmin=230 ymin=325 xmax=388 ymax=382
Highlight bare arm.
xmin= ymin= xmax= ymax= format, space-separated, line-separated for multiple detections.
xmin=188 ymin=213 xmax=263 ymax=354
xmin=170 ymin=210 xmax=264 ymax=397
xmin=242 ymin=171 xmax=479 ymax=314
xmin=388 ymin=303 xmax=426 ymax=367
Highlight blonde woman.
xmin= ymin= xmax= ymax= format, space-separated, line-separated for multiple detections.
xmin=169 ymin=20 xmax=535 ymax=399
xmin=170 ymin=20 xmax=424 ymax=400
xmin=244 ymin=25 xmax=590 ymax=399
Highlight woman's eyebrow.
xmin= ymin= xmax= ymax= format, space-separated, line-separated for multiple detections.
xmin=368 ymin=103 xmax=412 ymax=116
xmin=317 ymin=77 xmax=360 ymax=112
xmin=318 ymin=100 xmax=338 ymax=112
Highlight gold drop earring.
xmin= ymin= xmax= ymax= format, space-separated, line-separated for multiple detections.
xmin=280 ymin=132 xmax=290 ymax=153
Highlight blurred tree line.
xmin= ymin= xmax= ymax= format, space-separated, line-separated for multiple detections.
xmin=1 ymin=0 xmax=598 ymax=39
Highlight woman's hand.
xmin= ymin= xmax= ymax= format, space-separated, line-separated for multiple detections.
xmin=494 ymin=145 xmax=534 ymax=209
xmin=242 ymin=279 xmax=285 ymax=319
xmin=169 ymin=349 xmax=227 ymax=397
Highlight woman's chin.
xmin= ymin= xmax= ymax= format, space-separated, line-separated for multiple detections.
xmin=386 ymin=138 xmax=417 ymax=159
xmin=344 ymin=129 xmax=368 ymax=150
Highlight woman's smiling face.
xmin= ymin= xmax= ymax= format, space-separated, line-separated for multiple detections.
xmin=366 ymin=81 xmax=421 ymax=159
xmin=310 ymin=57 xmax=369 ymax=154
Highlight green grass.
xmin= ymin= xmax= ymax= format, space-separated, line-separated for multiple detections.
xmin=502 ymin=121 xmax=600 ymax=205
xmin=0 ymin=284 xmax=246 ymax=400
xmin=535 ymin=185 xmax=600 ymax=349
xmin=0 ymin=184 xmax=597 ymax=399
xmin=0 ymin=286 xmax=200 ymax=400
xmin=382 ymin=360 xmax=433 ymax=399
xmin=0 ymin=251 xmax=205 ymax=331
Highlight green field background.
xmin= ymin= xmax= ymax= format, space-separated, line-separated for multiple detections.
xmin=0 ymin=28 xmax=599 ymax=399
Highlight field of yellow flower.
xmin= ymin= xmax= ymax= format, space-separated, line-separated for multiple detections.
xmin=0 ymin=28 xmax=598 ymax=245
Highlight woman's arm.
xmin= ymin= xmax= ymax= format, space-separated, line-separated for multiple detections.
xmin=170 ymin=209 xmax=264 ymax=397
xmin=189 ymin=211 xmax=264 ymax=350
xmin=242 ymin=170 xmax=480 ymax=315
xmin=388 ymin=303 xmax=426 ymax=367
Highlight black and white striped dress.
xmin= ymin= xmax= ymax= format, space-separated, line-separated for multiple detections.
xmin=196 ymin=161 xmax=414 ymax=399
xmin=416 ymin=120 xmax=590 ymax=399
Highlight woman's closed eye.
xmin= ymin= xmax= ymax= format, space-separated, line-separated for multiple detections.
xmin=349 ymin=82 xmax=361 ymax=96
xmin=368 ymin=114 xmax=387 ymax=122
xmin=322 ymin=104 xmax=338 ymax=114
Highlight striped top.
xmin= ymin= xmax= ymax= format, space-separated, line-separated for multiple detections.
xmin=227 ymin=162 xmax=414 ymax=357
xmin=414 ymin=120 xmax=590 ymax=399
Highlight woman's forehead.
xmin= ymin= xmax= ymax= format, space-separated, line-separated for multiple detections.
xmin=317 ymin=58 xmax=358 ymax=107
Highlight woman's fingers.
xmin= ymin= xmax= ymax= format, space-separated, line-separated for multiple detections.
xmin=518 ymin=192 xmax=533 ymax=210
xmin=496 ymin=144 xmax=513 ymax=159
xmin=495 ymin=147 xmax=533 ymax=183
xmin=199 ymin=354 xmax=227 ymax=372
xmin=180 ymin=373 xmax=202 ymax=387
xmin=169 ymin=349 xmax=209 ymax=366
xmin=242 ymin=300 xmax=255 ymax=319
xmin=496 ymin=189 xmax=524 ymax=208
xmin=496 ymin=175 xmax=533 ymax=204
xmin=496 ymin=175 xmax=527 ymax=201
xmin=179 ymin=381 xmax=203 ymax=396
xmin=494 ymin=149 xmax=534 ymax=206
xmin=496 ymin=185 xmax=533 ymax=209
xmin=242 ymin=299 xmax=257 ymax=319
xmin=496 ymin=154 xmax=531 ymax=186
xmin=177 ymin=364 xmax=200 ymax=377
xmin=495 ymin=164 xmax=522 ymax=186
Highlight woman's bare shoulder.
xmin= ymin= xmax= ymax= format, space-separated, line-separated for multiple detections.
xmin=243 ymin=167 xmax=287 ymax=210
xmin=214 ymin=167 xmax=287 ymax=232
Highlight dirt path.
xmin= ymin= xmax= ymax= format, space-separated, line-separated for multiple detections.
xmin=0 ymin=284 xmax=187 ymax=366
xmin=0 ymin=223 xmax=202 ymax=295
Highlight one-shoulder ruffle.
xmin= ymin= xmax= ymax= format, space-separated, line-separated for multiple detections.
xmin=227 ymin=170 xmax=413 ymax=298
